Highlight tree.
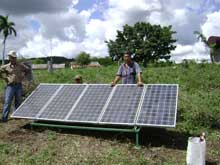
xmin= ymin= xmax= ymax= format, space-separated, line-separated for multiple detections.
xmin=194 ymin=31 xmax=218 ymax=63
xmin=75 ymin=52 xmax=91 ymax=66
xmin=0 ymin=15 xmax=17 ymax=65
xmin=106 ymin=22 xmax=176 ymax=67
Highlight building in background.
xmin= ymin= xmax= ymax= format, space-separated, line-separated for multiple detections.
xmin=208 ymin=36 xmax=220 ymax=63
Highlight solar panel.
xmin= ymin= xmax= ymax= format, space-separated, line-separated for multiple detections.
xmin=136 ymin=84 xmax=178 ymax=127
xmin=37 ymin=85 xmax=86 ymax=120
xmin=12 ymin=84 xmax=61 ymax=118
xmin=11 ymin=84 xmax=178 ymax=128
xmin=100 ymin=85 xmax=144 ymax=125
xmin=67 ymin=85 xmax=113 ymax=123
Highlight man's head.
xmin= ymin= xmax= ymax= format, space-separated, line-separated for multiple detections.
xmin=123 ymin=52 xmax=132 ymax=64
xmin=8 ymin=50 xmax=17 ymax=65
xmin=74 ymin=75 xmax=83 ymax=84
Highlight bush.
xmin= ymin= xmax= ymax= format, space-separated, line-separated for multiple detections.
xmin=32 ymin=59 xmax=46 ymax=64
xmin=75 ymin=52 xmax=91 ymax=66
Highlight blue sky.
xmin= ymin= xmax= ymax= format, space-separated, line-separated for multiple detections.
xmin=30 ymin=19 xmax=40 ymax=32
xmin=74 ymin=0 xmax=108 ymax=19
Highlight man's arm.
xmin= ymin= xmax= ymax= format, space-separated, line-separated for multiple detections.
xmin=137 ymin=73 xmax=143 ymax=86
xmin=111 ymin=75 xmax=120 ymax=86
xmin=0 ymin=66 xmax=8 ymax=82
xmin=20 ymin=63 xmax=30 ymax=76
xmin=111 ymin=64 xmax=122 ymax=86
xmin=134 ymin=62 xmax=143 ymax=86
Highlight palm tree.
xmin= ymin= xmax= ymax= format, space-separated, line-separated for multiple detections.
xmin=0 ymin=15 xmax=17 ymax=65
xmin=194 ymin=31 xmax=215 ymax=63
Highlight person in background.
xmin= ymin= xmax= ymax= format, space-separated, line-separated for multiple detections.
xmin=74 ymin=75 xmax=83 ymax=84
xmin=111 ymin=52 xmax=143 ymax=86
xmin=0 ymin=50 xmax=30 ymax=122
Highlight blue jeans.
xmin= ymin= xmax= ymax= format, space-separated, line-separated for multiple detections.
xmin=2 ymin=83 xmax=22 ymax=122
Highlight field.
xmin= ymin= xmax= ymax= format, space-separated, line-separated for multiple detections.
xmin=0 ymin=63 xmax=220 ymax=164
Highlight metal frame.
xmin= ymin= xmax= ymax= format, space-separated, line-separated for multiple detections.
xmin=30 ymin=121 xmax=141 ymax=148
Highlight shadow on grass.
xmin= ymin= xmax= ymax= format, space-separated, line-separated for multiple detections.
xmin=22 ymin=121 xmax=190 ymax=151
xmin=206 ymin=161 xmax=218 ymax=165
xmin=140 ymin=127 xmax=189 ymax=150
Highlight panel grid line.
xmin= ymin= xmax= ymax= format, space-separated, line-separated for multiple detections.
xmin=64 ymin=85 xmax=89 ymax=120
xmin=173 ymin=85 xmax=179 ymax=126
xmin=67 ymin=85 xmax=113 ymax=123
xmin=98 ymin=86 xmax=117 ymax=123
xmin=100 ymin=85 xmax=144 ymax=125
xmin=37 ymin=85 xmax=86 ymax=120
xmin=35 ymin=85 xmax=63 ymax=118
xmin=12 ymin=84 xmax=60 ymax=118
xmin=162 ymin=86 xmax=168 ymax=125
xmin=11 ymin=84 xmax=41 ymax=118
xmin=134 ymin=85 xmax=147 ymax=125
xmin=136 ymin=84 xmax=178 ymax=127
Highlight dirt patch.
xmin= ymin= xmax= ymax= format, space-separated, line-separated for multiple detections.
xmin=0 ymin=117 xmax=219 ymax=164
xmin=0 ymin=119 xmax=220 ymax=164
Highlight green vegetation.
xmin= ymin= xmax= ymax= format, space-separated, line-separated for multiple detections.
xmin=31 ymin=59 xmax=45 ymax=64
xmin=106 ymin=22 xmax=176 ymax=67
xmin=0 ymin=63 xmax=220 ymax=131
xmin=194 ymin=31 xmax=220 ymax=63
xmin=0 ymin=63 xmax=220 ymax=164
xmin=0 ymin=15 xmax=17 ymax=65
xmin=91 ymin=56 xmax=115 ymax=66
xmin=75 ymin=51 xmax=91 ymax=66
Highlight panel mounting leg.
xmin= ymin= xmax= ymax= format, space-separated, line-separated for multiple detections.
xmin=134 ymin=126 xmax=141 ymax=149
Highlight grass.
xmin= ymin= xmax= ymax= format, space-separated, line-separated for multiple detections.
xmin=0 ymin=63 xmax=220 ymax=164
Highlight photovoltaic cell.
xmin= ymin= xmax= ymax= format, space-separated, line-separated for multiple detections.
xmin=38 ymin=85 xmax=86 ymax=120
xmin=100 ymin=85 xmax=144 ymax=125
xmin=67 ymin=85 xmax=113 ymax=123
xmin=136 ymin=85 xmax=178 ymax=127
xmin=12 ymin=84 xmax=60 ymax=118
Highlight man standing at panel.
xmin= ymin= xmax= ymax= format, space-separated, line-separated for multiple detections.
xmin=0 ymin=50 xmax=30 ymax=122
xmin=111 ymin=52 xmax=143 ymax=86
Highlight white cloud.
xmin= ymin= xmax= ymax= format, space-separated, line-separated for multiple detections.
xmin=85 ymin=19 xmax=106 ymax=40
xmin=171 ymin=42 xmax=210 ymax=62
xmin=82 ymin=38 xmax=108 ymax=57
xmin=19 ymin=35 xmax=83 ymax=59
xmin=1 ymin=0 xmax=220 ymax=62
xmin=201 ymin=10 xmax=220 ymax=37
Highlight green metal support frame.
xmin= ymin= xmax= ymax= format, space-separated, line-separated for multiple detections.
xmin=30 ymin=122 xmax=141 ymax=149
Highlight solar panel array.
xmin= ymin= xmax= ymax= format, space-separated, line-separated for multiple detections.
xmin=12 ymin=85 xmax=60 ymax=118
xmin=136 ymin=85 xmax=178 ymax=127
xmin=67 ymin=85 xmax=112 ymax=123
xmin=12 ymin=84 xmax=178 ymax=127
xmin=38 ymin=85 xmax=86 ymax=120
xmin=100 ymin=85 xmax=143 ymax=125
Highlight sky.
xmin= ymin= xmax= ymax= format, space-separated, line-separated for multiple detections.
xmin=0 ymin=0 xmax=220 ymax=62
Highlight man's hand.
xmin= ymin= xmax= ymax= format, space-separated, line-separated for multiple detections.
xmin=137 ymin=81 xmax=143 ymax=87
xmin=111 ymin=81 xmax=116 ymax=87
xmin=111 ymin=76 xmax=120 ymax=87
